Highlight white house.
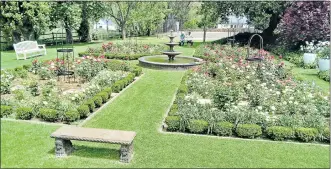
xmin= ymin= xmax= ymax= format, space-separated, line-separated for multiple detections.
xmin=217 ymin=15 xmax=253 ymax=29
xmin=93 ymin=19 xmax=117 ymax=31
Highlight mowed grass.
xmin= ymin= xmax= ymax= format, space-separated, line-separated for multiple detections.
xmin=1 ymin=69 xmax=329 ymax=168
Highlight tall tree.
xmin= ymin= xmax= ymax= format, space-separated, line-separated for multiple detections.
xmin=0 ymin=1 xmax=51 ymax=42
xmin=168 ymin=2 xmax=191 ymax=31
xmin=105 ymin=2 xmax=137 ymax=40
xmin=198 ymin=2 xmax=220 ymax=42
xmin=50 ymin=2 xmax=81 ymax=43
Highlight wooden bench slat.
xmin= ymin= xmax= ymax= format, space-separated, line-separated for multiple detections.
xmin=50 ymin=126 xmax=136 ymax=145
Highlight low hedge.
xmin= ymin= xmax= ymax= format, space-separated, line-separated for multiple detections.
xmin=0 ymin=105 xmax=13 ymax=118
xmin=165 ymin=116 xmax=180 ymax=131
xmin=96 ymin=92 xmax=109 ymax=103
xmin=22 ymin=64 xmax=32 ymax=70
xmin=168 ymin=104 xmax=178 ymax=116
xmin=131 ymin=66 xmax=142 ymax=76
xmin=77 ymin=105 xmax=90 ymax=118
xmin=322 ymin=128 xmax=330 ymax=142
xmin=39 ymin=108 xmax=58 ymax=122
xmin=266 ymin=126 xmax=295 ymax=141
xmin=295 ymin=127 xmax=319 ymax=142
xmin=84 ymin=99 xmax=96 ymax=112
xmin=16 ymin=107 xmax=34 ymax=120
xmin=103 ymin=87 xmax=113 ymax=97
xmin=188 ymin=119 xmax=209 ymax=134
xmin=105 ymin=60 xmax=130 ymax=71
xmin=78 ymin=52 xmax=160 ymax=60
xmin=236 ymin=124 xmax=262 ymax=139
xmin=112 ymin=81 xmax=124 ymax=93
xmin=177 ymin=84 xmax=188 ymax=94
xmin=317 ymin=70 xmax=330 ymax=82
xmin=63 ymin=110 xmax=80 ymax=123
xmin=214 ymin=121 xmax=234 ymax=136
xmin=93 ymin=96 xmax=103 ymax=108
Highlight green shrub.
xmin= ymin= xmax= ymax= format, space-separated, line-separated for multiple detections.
xmin=77 ymin=105 xmax=90 ymax=118
xmin=168 ymin=104 xmax=178 ymax=116
xmin=84 ymin=99 xmax=95 ymax=112
xmin=266 ymin=126 xmax=295 ymax=141
xmin=112 ymin=81 xmax=123 ymax=93
xmin=103 ymin=87 xmax=112 ymax=97
xmin=295 ymin=127 xmax=318 ymax=142
xmin=236 ymin=124 xmax=262 ymax=139
xmin=214 ymin=122 xmax=234 ymax=136
xmin=188 ymin=119 xmax=209 ymax=134
xmin=175 ymin=93 xmax=186 ymax=104
xmin=165 ymin=116 xmax=180 ymax=131
xmin=96 ymin=92 xmax=109 ymax=103
xmin=14 ymin=66 xmax=23 ymax=72
xmin=16 ymin=107 xmax=34 ymax=120
xmin=63 ymin=110 xmax=80 ymax=123
xmin=105 ymin=60 xmax=130 ymax=71
xmin=39 ymin=108 xmax=58 ymax=122
xmin=322 ymin=128 xmax=330 ymax=142
xmin=0 ymin=105 xmax=13 ymax=118
xmin=23 ymin=64 xmax=32 ymax=70
xmin=178 ymin=84 xmax=188 ymax=94
xmin=131 ymin=66 xmax=142 ymax=76
xmin=14 ymin=67 xmax=28 ymax=78
xmin=93 ymin=96 xmax=103 ymax=107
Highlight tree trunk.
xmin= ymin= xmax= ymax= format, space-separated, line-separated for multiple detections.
xmin=78 ymin=2 xmax=91 ymax=42
xmin=262 ymin=13 xmax=281 ymax=36
xmin=121 ymin=25 xmax=126 ymax=40
xmin=65 ymin=26 xmax=73 ymax=43
xmin=147 ymin=28 xmax=151 ymax=36
xmin=106 ymin=20 xmax=109 ymax=33
xmin=12 ymin=31 xmax=21 ymax=43
xmin=203 ymin=25 xmax=207 ymax=43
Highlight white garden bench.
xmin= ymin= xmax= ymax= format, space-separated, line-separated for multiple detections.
xmin=13 ymin=41 xmax=47 ymax=60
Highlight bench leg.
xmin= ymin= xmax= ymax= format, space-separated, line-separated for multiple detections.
xmin=120 ymin=142 xmax=134 ymax=163
xmin=55 ymin=138 xmax=73 ymax=157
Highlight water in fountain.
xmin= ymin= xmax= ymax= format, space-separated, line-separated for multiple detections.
xmin=163 ymin=30 xmax=182 ymax=61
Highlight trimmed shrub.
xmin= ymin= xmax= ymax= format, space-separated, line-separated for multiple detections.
xmin=322 ymin=128 xmax=330 ymax=142
xmin=0 ymin=105 xmax=13 ymax=118
xmin=214 ymin=121 xmax=234 ymax=136
xmin=165 ymin=116 xmax=180 ymax=131
xmin=132 ymin=66 xmax=142 ymax=76
xmin=96 ymin=92 xmax=109 ymax=103
xmin=266 ymin=126 xmax=295 ymax=141
xmin=178 ymin=84 xmax=188 ymax=94
xmin=93 ymin=96 xmax=103 ymax=108
xmin=168 ymin=104 xmax=178 ymax=116
xmin=112 ymin=81 xmax=124 ymax=93
xmin=84 ymin=99 xmax=95 ymax=112
xmin=16 ymin=107 xmax=34 ymax=120
xmin=23 ymin=64 xmax=32 ymax=70
xmin=14 ymin=66 xmax=24 ymax=72
xmin=295 ymin=127 xmax=319 ymax=142
xmin=103 ymin=87 xmax=112 ymax=96
xmin=236 ymin=124 xmax=262 ymax=139
xmin=105 ymin=60 xmax=130 ymax=71
xmin=77 ymin=105 xmax=90 ymax=118
xmin=63 ymin=110 xmax=80 ymax=123
xmin=39 ymin=108 xmax=58 ymax=122
xmin=188 ymin=119 xmax=209 ymax=134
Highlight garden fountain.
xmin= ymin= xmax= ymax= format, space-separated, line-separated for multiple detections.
xmin=139 ymin=30 xmax=203 ymax=70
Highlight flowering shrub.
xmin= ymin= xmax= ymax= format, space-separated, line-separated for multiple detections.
xmin=75 ymin=56 xmax=106 ymax=81
xmin=0 ymin=70 xmax=14 ymax=94
xmin=90 ymin=70 xmax=127 ymax=88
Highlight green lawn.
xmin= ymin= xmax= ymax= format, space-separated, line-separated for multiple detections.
xmin=1 ymin=69 xmax=329 ymax=168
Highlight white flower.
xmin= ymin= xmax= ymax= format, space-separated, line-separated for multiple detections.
xmin=270 ymin=106 xmax=276 ymax=111
xmin=245 ymin=76 xmax=250 ymax=79
xmin=276 ymin=91 xmax=280 ymax=95
xmin=294 ymin=101 xmax=298 ymax=105
xmin=74 ymin=94 xmax=79 ymax=97
xmin=231 ymin=65 xmax=236 ymax=69
xmin=283 ymin=101 xmax=287 ymax=105
xmin=289 ymin=97 xmax=294 ymax=100
xmin=71 ymin=97 xmax=75 ymax=100
xmin=258 ymin=106 xmax=263 ymax=110
xmin=43 ymin=101 xmax=48 ymax=105
xmin=289 ymin=101 xmax=293 ymax=104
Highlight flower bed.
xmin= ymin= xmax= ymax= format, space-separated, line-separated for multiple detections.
xmin=0 ymin=57 xmax=142 ymax=124
xmin=78 ymin=41 xmax=166 ymax=60
xmin=165 ymin=44 xmax=330 ymax=144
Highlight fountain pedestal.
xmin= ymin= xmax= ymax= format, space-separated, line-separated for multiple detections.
xmin=163 ymin=31 xmax=182 ymax=60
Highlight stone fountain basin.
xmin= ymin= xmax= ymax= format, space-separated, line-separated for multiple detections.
xmin=165 ymin=42 xmax=179 ymax=46
xmin=138 ymin=55 xmax=203 ymax=70
xmin=162 ymin=51 xmax=182 ymax=55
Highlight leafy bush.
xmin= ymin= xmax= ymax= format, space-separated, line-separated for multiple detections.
xmin=28 ymin=81 xmax=39 ymax=96
xmin=93 ymin=96 xmax=103 ymax=107
xmin=14 ymin=67 xmax=28 ymax=78
xmin=96 ymin=92 xmax=109 ymax=103
xmin=317 ymin=70 xmax=330 ymax=82
xmin=266 ymin=126 xmax=295 ymax=141
xmin=112 ymin=81 xmax=124 ymax=93
xmin=322 ymin=128 xmax=330 ymax=142
xmin=84 ymin=99 xmax=96 ymax=112
xmin=90 ymin=70 xmax=125 ymax=88
xmin=23 ymin=64 xmax=32 ymax=70
xmin=63 ymin=110 xmax=80 ymax=123
xmin=295 ymin=127 xmax=319 ymax=142
xmin=178 ymin=84 xmax=188 ymax=94
xmin=16 ymin=107 xmax=34 ymax=120
xmin=105 ymin=60 xmax=130 ymax=71
xmin=39 ymin=108 xmax=58 ymax=122
xmin=0 ymin=105 xmax=13 ymax=118
xmin=213 ymin=86 xmax=239 ymax=111
xmin=165 ymin=116 xmax=180 ymax=131
xmin=102 ymin=87 xmax=113 ymax=97
xmin=214 ymin=122 xmax=234 ymax=136
xmin=77 ymin=105 xmax=90 ymax=118
xmin=188 ymin=119 xmax=208 ymax=134
xmin=168 ymin=104 xmax=178 ymax=116
xmin=1 ymin=70 xmax=14 ymax=94
xmin=236 ymin=124 xmax=262 ymax=139
xmin=131 ymin=66 xmax=142 ymax=76
xmin=37 ymin=67 xmax=53 ymax=80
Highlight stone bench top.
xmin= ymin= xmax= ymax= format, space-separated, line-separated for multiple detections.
xmin=50 ymin=126 xmax=136 ymax=145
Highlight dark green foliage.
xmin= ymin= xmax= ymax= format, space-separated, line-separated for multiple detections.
xmin=96 ymin=92 xmax=109 ymax=103
xmin=236 ymin=124 xmax=262 ymax=139
xmin=22 ymin=64 xmax=32 ymax=70
xmin=63 ymin=110 xmax=80 ymax=123
xmin=102 ymin=87 xmax=113 ymax=97
xmin=213 ymin=87 xmax=239 ymax=111
xmin=77 ymin=105 xmax=90 ymax=118
xmin=266 ymin=126 xmax=295 ymax=141
xmin=188 ymin=119 xmax=209 ymax=134
xmin=214 ymin=121 xmax=234 ymax=136
xmin=84 ymin=99 xmax=96 ymax=112
xmin=168 ymin=104 xmax=178 ymax=116
xmin=295 ymin=127 xmax=319 ymax=142
xmin=322 ymin=128 xmax=330 ymax=142
xmin=131 ymin=66 xmax=142 ymax=76
xmin=39 ymin=108 xmax=58 ymax=122
xmin=178 ymin=84 xmax=188 ymax=94
xmin=112 ymin=81 xmax=124 ymax=93
xmin=16 ymin=107 xmax=34 ymax=120
xmin=13 ymin=67 xmax=28 ymax=78
xmin=93 ymin=96 xmax=103 ymax=108
xmin=317 ymin=70 xmax=330 ymax=82
xmin=0 ymin=105 xmax=13 ymax=118
xmin=105 ymin=60 xmax=130 ymax=71
xmin=165 ymin=116 xmax=180 ymax=131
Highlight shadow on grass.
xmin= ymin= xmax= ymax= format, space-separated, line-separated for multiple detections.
xmin=48 ymin=145 xmax=120 ymax=161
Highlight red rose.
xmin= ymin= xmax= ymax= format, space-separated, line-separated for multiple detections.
xmin=279 ymin=55 xmax=283 ymax=59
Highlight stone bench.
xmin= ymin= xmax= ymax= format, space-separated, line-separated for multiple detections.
xmin=50 ymin=126 xmax=136 ymax=163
